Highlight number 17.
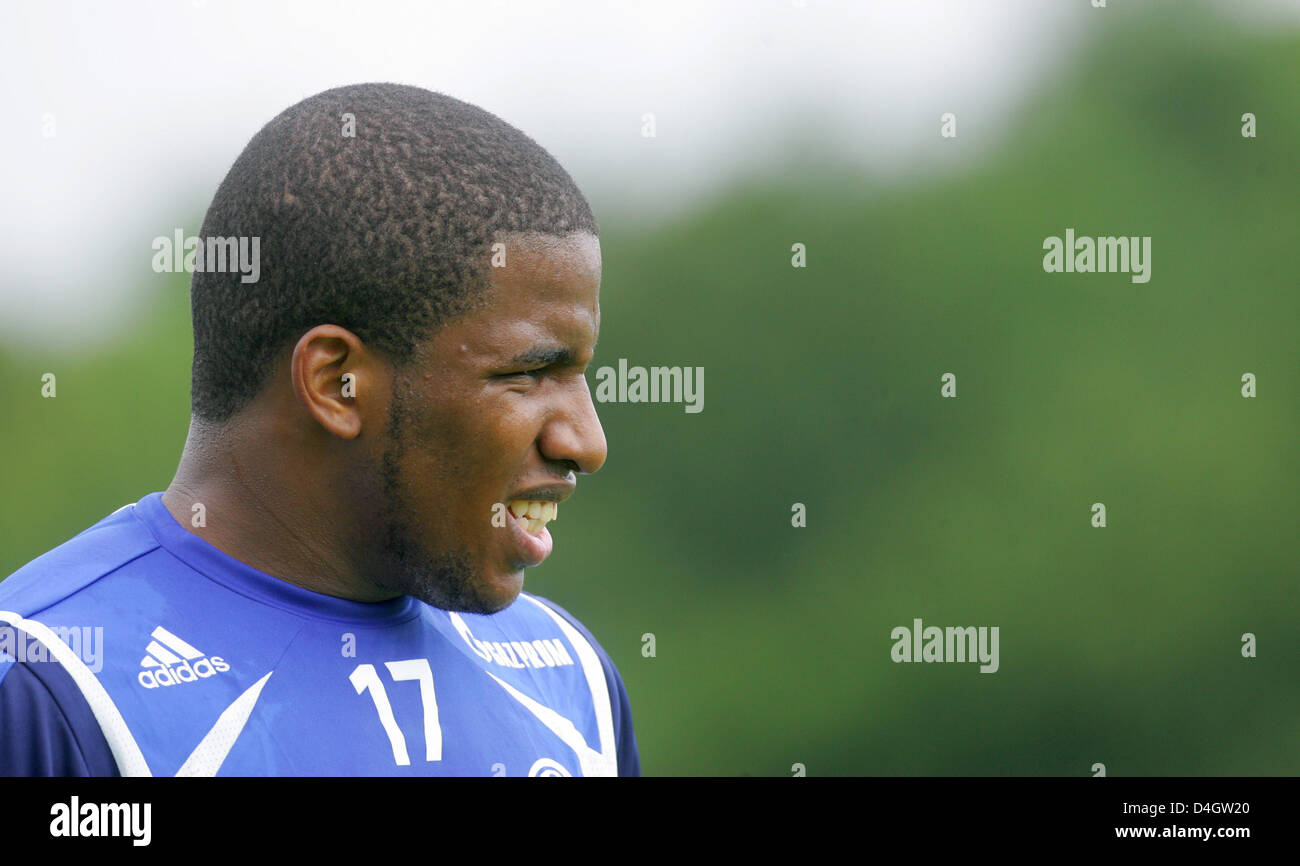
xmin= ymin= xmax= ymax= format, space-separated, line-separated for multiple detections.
xmin=349 ymin=659 xmax=443 ymax=765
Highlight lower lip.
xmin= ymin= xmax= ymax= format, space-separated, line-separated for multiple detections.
xmin=508 ymin=513 xmax=553 ymax=567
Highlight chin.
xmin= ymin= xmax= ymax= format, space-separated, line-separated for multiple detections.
xmin=389 ymin=550 xmax=522 ymax=615
xmin=477 ymin=568 xmax=526 ymax=613
xmin=433 ymin=564 xmax=525 ymax=615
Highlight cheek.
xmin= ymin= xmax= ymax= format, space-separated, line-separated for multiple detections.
xmin=469 ymin=413 xmax=540 ymax=493
xmin=410 ymin=405 xmax=536 ymax=510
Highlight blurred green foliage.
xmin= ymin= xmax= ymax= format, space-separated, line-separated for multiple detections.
xmin=2 ymin=5 xmax=1296 ymax=774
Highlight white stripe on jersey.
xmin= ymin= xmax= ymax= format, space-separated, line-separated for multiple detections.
xmin=0 ymin=610 xmax=153 ymax=777
xmin=519 ymin=594 xmax=618 ymax=776
xmin=176 ymin=671 xmax=274 ymax=776
xmin=486 ymin=671 xmax=612 ymax=776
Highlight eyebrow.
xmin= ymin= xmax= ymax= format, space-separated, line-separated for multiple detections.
xmin=509 ymin=346 xmax=576 ymax=367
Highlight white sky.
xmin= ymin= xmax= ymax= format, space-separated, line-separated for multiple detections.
xmin=1 ymin=0 xmax=1294 ymax=350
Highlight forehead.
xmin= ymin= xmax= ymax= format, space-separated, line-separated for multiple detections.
xmin=427 ymin=231 xmax=602 ymax=363
xmin=489 ymin=231 xmax=601 ymax=305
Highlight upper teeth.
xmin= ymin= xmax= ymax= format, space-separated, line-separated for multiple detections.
xmin=508 ymin=500 xmax=557 ymax=535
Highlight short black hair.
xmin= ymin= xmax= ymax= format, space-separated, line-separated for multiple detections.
xmin=189 ymin=82 xmax=598 ymax=422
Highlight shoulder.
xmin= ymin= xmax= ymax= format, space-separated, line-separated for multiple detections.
xmin=0 ymin=643 xmax=119 ymax=776
xmin=517 ymin=593 xmax=610 ymax=660
xmin=0 ymin=494 xmax=165 ymax=777
xmin=0 ymin=495 xmax=162 ymax=619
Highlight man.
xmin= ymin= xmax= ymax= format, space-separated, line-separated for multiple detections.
xmin=0 ymin=83 xmax=638 ymax=776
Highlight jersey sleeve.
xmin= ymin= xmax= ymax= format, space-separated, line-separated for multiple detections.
xmin=0 ymin=651 xmax=120 ymax=777
xmin=536 ymin=600 xmax=641 ymax=777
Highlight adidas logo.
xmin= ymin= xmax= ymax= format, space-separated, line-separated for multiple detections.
xmin=137 ymin=626 xmax=230 ymax=689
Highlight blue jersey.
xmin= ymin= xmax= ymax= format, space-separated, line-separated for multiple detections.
xmin=0 ymin=493 xmax=638 ymax=777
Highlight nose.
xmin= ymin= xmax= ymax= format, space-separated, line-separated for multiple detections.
xmin=538 ymin=376 xmax=607 ymax=476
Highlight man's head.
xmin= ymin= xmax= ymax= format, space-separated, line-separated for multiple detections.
xmin=185 ymin=83 xmax=606 ymax=613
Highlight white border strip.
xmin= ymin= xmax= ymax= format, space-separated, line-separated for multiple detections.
xmin=0 ymin=610 xmax=152 ymax=777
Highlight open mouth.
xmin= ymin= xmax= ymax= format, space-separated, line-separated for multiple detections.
xmin=507 ymin=500 xmax=557 ymax=536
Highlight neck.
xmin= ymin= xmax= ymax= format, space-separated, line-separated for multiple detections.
xmin=161 ymin=415 xmax=391 ymax=602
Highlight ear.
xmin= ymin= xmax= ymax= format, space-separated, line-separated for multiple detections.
xmin=289 ymin=325 xmax=378 ymax=440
